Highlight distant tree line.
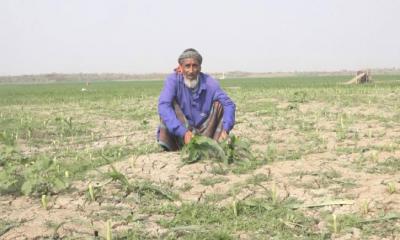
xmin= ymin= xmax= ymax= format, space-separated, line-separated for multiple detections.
xmin=0 ymin=68 xmax=399 ymax=84
xmin=0 ymin=73 xmax=166 ymax=84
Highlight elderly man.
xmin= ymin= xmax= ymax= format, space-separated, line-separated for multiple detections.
xmin=157 ymin=48 xmax=236 ymax=151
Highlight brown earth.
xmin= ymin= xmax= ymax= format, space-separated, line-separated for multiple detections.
xmin=1 ymin=99 xmax=400 ymax=239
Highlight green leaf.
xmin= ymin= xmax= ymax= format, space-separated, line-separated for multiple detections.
xmin=181 ymin=135 xmax=227 ymax=164
xmin=181 ymin=134 xmax=254 ymax=164
xmin=21 ymin=180 xmax=34 ymax=195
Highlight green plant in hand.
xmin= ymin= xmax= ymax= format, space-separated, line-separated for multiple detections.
xmin=181 ymin=135 xmax=226 ymax=164
xmin=181 ymin=134 xmax=253 ymax=164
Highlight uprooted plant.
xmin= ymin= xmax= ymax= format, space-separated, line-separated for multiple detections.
xmin=181 ymin=134 xmax=253 ymax=164
xmin=106 ymin=165 xmax=177 ymax=201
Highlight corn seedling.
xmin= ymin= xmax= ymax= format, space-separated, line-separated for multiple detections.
xmin=106 ymin=219 xmax=112 ymax=240
xmin=332 ymin=213 xmax=338 ymax=234
xmin=88 ymin=183 xmax=95 ymax=202
xmin=107 ymin=165 xmax=133 ymax=196
xmin=232 ymin=200 xmax=238 ymax=217
xmin=340 ymin=116 xmax=344 ymax=130
xmin=41 ymin=194 xmax=48 ymax=210
xmin=360 ymin=200 xmax=370 ymax=215
xmin=271 ymin=181 xmax=278 ymax=205
xmin=387 ymin=182 xmax=396 ymax=194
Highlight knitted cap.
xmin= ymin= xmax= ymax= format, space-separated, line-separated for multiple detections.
xmin=178 ymin=48 xmax=202 ymax=65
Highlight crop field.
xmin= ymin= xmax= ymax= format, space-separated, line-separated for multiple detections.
xmin=1 ymin=74 xmax=400 ymax=239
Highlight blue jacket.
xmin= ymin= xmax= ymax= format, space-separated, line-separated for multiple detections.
xmin=158 ymin=72 xmax=236 ymax=137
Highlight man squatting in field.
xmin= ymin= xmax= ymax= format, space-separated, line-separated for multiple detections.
xmin=157 ymin=48 xmax=236 ymax=151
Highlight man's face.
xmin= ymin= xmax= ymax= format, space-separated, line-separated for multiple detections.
xmin=180 ymin=58 xmax=201 ymax=80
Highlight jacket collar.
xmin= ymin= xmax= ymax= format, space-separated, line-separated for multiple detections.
xmin=198 ymin=73 xmax=207 ymax=92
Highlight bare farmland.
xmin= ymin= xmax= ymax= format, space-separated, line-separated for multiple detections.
xmin=1 ymin=75 xmax=400 ymax=239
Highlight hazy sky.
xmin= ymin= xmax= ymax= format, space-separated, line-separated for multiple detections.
xmin=1 ymin=0 xmax=399 ymax=75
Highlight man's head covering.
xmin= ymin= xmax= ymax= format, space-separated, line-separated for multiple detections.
xmin=178 ymin=48 xmax=202 ymax=65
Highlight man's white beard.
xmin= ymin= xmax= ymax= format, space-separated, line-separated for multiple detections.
xmin=184 ymin=76 xmax=199 ymax=89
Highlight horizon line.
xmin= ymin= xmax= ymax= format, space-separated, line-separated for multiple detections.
xmin=1 ymin=67 xmax=400 ymax=78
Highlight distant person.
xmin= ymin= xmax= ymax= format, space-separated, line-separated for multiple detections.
xmin=157 ymin=48 xmax=236 ymax=151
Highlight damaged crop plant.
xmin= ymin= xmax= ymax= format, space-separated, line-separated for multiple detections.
xmin=181 ymin=134 xmax=253 ymax=165
xmin=1 ymin=74 xmax=400 ymax=239
xmin=0 ymin=139 xmax=70 ymax=197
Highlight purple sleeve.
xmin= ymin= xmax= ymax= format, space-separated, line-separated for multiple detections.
xmin=213 ymin=85 xmax=236 ymax=132
xmin=158 ymin=75 xmax=187 ymax=137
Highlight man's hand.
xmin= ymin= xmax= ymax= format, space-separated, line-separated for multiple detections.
xmin=218 ymin=130 xmax=228 ymax=142
xmin=184 ymin=131 xmax=193 ymax=144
